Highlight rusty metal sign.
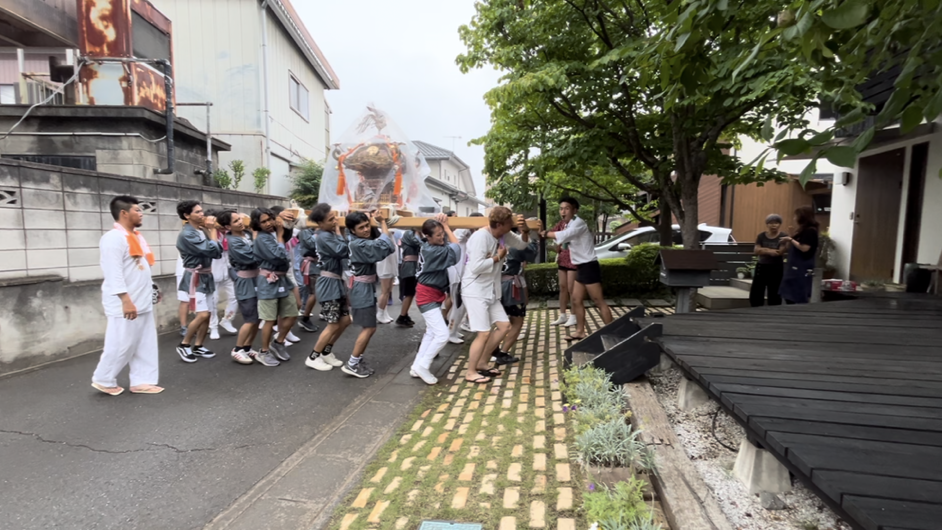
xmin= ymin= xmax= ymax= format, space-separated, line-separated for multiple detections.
xmin=77 ymin=0 xmax=133 ymax=57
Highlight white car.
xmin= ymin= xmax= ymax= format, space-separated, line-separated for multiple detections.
xmin=594 ymin=224 xmax=735 ymax=260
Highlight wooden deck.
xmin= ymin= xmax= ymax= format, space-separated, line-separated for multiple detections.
xmin=647 ymin=296 xmax=942 ymax=530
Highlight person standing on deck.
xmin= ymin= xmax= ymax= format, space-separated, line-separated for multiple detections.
xmin=252 ymin=208 xmax=299 ymax=366
xmin=750 ymin=214 xmax=786 ymax=307
xmin=305 ymin=204 xmax=350 ymax=372
xmin=175 ymin=200 xmax=222 ymax=363
xmin=540 ymin=197 xmax=613 ymax=341
xmin=343 ymin=211 xmax=397 ymax=378
xmin=91 ymin=195 xmax=162 ymax=396
xmin=779 ymin=206 xmax=820 ymax=305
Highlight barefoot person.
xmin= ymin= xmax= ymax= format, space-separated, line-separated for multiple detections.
xmin=541 ymin=197 xmax=613 ymax=341
xmin=91 ymin=195 xmax=162 ymax=395
xmin=252 ymin=208 xmax=299 ymax=366
xmin=176 ymin=200 xmax=223 ymax=362
xmin=461 ymin=207 xmax=533 ymax=384
xmin=220 ymin=211 xmax=261 ymax=364
xmin=411 ymin=214 xmax=461 ymax=385
xmin=305 ymin=203 xmax=349 ymax=371
xmin=343 ymin=211 xmax=396 ymax=378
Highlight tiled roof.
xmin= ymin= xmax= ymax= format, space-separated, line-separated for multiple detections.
xmin=413 ymin=140 xmax=454 ymax=161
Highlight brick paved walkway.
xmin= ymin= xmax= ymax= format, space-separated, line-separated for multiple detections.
xmin=328 ymin=306 xmax=636 ymax=530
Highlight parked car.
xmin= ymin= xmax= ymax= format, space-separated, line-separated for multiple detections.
xmin=594 ymin=224 xmax=735 ymax=260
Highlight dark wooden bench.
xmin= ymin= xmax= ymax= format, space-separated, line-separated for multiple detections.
xmin=701 ymin=243 xmax=755 ymax=286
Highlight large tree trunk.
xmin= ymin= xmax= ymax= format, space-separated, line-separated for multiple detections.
xmin=679 ymin=172 xmax=700 ymax=249
xmin=658 ymin=198 xmax=673 ymax=246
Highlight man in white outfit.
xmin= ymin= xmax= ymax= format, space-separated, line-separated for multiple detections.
xmin=208 ymin=209 xmax=239 ymax=339
xmin=461 ymin=206 xmax=531 ymax=384
xmin=447 ymin=212 xmax=483 ymax=344
xmin=91 ymin=195 xmax=163 ymax=396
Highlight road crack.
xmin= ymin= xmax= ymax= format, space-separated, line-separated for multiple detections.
xmin=0 ymin=429 xmax=261 ymax=455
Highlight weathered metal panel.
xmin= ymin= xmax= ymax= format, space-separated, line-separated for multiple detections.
xmin=78 ymin=61 xmax=132 ymax=105
xmin=0 ymin=0 xmax=78 ymax=47
xmin=77 ymin=0 xmax=133 ymax=58
xmin=132 ymin=62 xmax=166 ymax=111
xmin=131 ymin=0 xmax=172 ymax=34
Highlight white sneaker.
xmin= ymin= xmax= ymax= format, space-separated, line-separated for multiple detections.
xmin=231 ymin=348 xmax=253 ymax=365
xmin=305 ymin=355 xmax=333 ymax=371
xmin=410 ymin=366 xmax=438 ymax=385
xmin=259 ymin=321 xmax=265 ymax=330
xmin=321 ymin=353 xmax=344 ymax=367
xmin=551 ymin=313 xmax=569 ymax=326
xmin=286 ymin=331 xmax=301 ymax=343
xmin=377 ymin=309 xmax=394 ymax=324
xmin=565 ymin=315 xmax=578 ymax=327
xmin=220 ymin=319 xmax=238 ymax=334
xmin=209 ymin=329 xmax=220 ymax=340
xmin=448 ymin=336 xmax=465 ymax=344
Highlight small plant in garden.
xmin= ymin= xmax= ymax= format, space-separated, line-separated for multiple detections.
xmin=574 ymin=418 xmax=647 ymax=470
xmin=253 ymin=167 xmax=271 ymax=193
xmin=230 ymin=160 xmax=246 ymax=189
xmin=583 ymin=480 xmax=659 ymax=530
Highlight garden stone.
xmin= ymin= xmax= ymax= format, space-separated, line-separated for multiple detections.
xmin=733 ymin=440 xmax=791 ymax=495
xmin=759 ymin=492 xmax=787 ymax=510
xmin=677 ymin=377 xmax=710 ymax=410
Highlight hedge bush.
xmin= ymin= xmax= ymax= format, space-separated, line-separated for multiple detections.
xmin=525 ymin=243 xmax=670 ymax=298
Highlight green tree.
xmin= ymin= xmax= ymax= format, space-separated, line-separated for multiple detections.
xmin=289 ymin=159 xmax=324 ymax=209
xmin=459 ymin=0 xmax=812 ymax=248
xmin=752 ymin=0 xmax=942 ymax=179
xmin=253 ymin=167 xmax=271 ymax=194
xmin=230 ymin=160 xmax=246 ymax=190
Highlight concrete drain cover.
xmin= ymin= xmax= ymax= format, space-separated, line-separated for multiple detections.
xmin=418 ymin=522 xmax=483 ymax=530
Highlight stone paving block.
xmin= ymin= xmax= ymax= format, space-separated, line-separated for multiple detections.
xmin=500 ymin=411 xmax=510 ymax=418
xmin=384 ymin=476 xmax=403 ymax=494
xmin=437 ymin=403 xmax=449 ymax=412
xmin=530 ymin=500 xmax=546 ymax=528
xmin=503 ymin=399 xmax=513 ymax=409
xmin=352 ymin=488 xmax=373 ymax=508
xmin=422 ymin=426 xmax=434 ymax=438
xmin=557 ymin=487 xmax=573 ymax=510
xmin=503 ymin=487 xmax=520 ymax=509
xmin=487 ymin=460 xmax=498 ymax=470
xmin=476 ymin=432 xmax=487 ymax=441
xmin=428 ymin=447 xmax=442 ymax=460
xmin=445 ymin=419 xmax=457 ymax=430
xmin=508 ymin=463 xmax=522 ymax=481
xmin=443 ymin=454 xmax=455 ymax=466
xmin=534 ymin=453 xmax=547 ymax=471
xmin=553 ymin=413 xmax=565 ymax=425
xmin=411 ymin=420 xmax=423 ymax=432
xmin=437 ymin=432 xmax=449 ymax=444
xmin=535 ymin=408 xmax=546 ymax=418
xmin=556 ymin=463 xmax=571 ymax=482
xmin=518 ymin=403 xmax=528 ymax=413
xmin=480 ymin=473 xmax=497 ymax=494
xmin=395 ymin=517 xmax=410 ymax=529
xmin=367 ymin=500 xmax=390 ymax=524
xmin=370 ymin=467 xmax=387 ymax=483
xmin=533 ymin=435 xmax=545 ymax=450
xmin=431 ymin=413 xmax=444 ymax=423
xmin=500 ymin=516 xmax=517 ymax=530
xmin=554 ymin=427 xmax=566 ymax=441
xmin=535 ymin=420 xmax=546 ymax=432
xmin=491 ymin=436 xmax=502 ymax=447
xmin=535 ymin=388 xmax=545 ymax=396
xmin=463 ymin=412 xmax=475 ymax=424
xmin=452 ymin=487 xmax=470 ymax=509
xmin=421 ymin=409 xmax=431 ymax=418
xmin=400 ymin=434 xmax=412 ymax=445
xmin=449 ymin=438 xmax=464 ymax=452
xmin=413 ymin=441 xmax=427 ymax=453
xmin=434 ymin=474 xmax=449 ymax=493
xmin=388 ymin=450 xmax=398 ymax=463
xmin=557 ymin=518 xmax=576 ymax=530
xmin=531 ymin=474 xmax=547 ymax=494
xmin=468 ymin=446 xmax=481 ymax=458
xmin=417 ymin=466 xmax=431 ymax=480
xmin=401 ymin=457 xmax=415 ymax=471
xmin=340 ymin=513 xmax=358 ymax=530
xmin=406 ymin=489 xmax=420 ymax=505
xmin=554 ymin=444 xmax=568 ymax=460
xmin=511 ymin=445 xmax=523 ymax=457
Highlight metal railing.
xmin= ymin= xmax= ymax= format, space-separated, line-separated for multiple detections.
xmin=23 ymin=76 xmax=65 ymax=105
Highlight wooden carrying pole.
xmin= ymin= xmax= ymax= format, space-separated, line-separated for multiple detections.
xmin=301 ymin=208 xmax=541 ymax=231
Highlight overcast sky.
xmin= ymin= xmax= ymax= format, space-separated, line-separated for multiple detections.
xmin=297 ymin=0 xmax=501 ymax=199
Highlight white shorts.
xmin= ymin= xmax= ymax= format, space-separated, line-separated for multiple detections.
xmin=184 ymin=291 xmax=210 ymax=313
xmin=177 ymin=290 xmax=188 ymax=303
xmin=464 ymin=297 xmax=508 ymax=332
xmin=376 ymin=252 xmax=398 ymax=279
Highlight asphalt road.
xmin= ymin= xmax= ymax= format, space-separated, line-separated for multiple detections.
xmin=0 ymin=301 xmax=433 ymax=530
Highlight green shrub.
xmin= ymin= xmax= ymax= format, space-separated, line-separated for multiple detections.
xmin=525 ymin=257 xmax=667 ymax=298
xmin=623 ymin=243 xmax=670 ymax=292
xmin=583 ymin=480 xmax=658 ymax=530
xmin=574 ymin=418 xmax=647 ymax=470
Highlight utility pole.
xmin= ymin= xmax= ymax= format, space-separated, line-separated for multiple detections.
xmin=444 ymin=135 xmax=462 ymax=152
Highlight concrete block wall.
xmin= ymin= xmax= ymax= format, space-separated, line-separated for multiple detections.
xmin=0 ymin=158 xmax=288 ymax=374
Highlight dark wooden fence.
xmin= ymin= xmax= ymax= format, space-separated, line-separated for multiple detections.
xmin=702 ymin=243 xmax=755 ymax=285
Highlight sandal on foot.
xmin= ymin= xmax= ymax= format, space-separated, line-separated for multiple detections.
xmin=465 ymin=376 xmax=492 ymax=385
xmin=130 ymin=385 xmax=164 ymax=395
xmin=478 ymin=368 xmax=501 ymax=377
xmin=91 ymin=383 xmax=124 ymax=396
xmin=564 ymin=335 xmax=586 ymax=342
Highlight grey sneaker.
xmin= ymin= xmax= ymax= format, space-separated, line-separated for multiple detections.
xmin=298 ymin=318 xmax=319 ymax=332
xmin=341 ymin=360 xmax=372 ymax=379
xmin=254 ymin=350 xmax=281 ymax=367
xmin=179 ymin=325 xmax=187 ymax=337
xmin=270 ymin=341 xmax=290 ymax=362
xmin=358 ymin=358 xmax=376 ymax=375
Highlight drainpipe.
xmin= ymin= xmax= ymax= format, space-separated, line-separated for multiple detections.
xmin=177 ymin=102 xmax=214 ymax=176
xmin=260 ymin=0 xmax=273 ymax=180
xmin=154 ymin=59 xmax=175 ymax=176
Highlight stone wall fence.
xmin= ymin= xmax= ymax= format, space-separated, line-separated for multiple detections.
xmin=0 ymin=158 xmax=288 ymax=375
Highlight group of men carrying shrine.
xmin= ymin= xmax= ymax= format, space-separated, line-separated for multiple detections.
xmin=89 ymin=195 xmax=613 ymax=396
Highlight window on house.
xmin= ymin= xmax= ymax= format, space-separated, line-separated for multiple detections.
xmin=0 ymin=85 xmax=16 ymax=104
xmin=289 ymin=74 xmax=309 ymax=121
xmin=132 ymin=12 xmax=171 ymax=61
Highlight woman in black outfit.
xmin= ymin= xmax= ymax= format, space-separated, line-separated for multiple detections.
xmin=779 ymin=206 xmax=819 ymax=304
xmin=749 ymin=214 xmax=786 ymax=307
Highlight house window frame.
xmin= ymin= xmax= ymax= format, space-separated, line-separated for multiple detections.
xmin=289 ymin=72 xmax=310 ymax=122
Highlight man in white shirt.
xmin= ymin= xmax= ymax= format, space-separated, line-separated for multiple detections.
xmin=461 ymin=206 xmax=531 ymax=384
xmin=91 ymin=196 xmax=163 ymax=396
xmin=541 ymin=197 xmax=613 ymax=340
xmin=447 ymin=212 xmax=483 ymax=344
xmin=207 ymin=208 xmax=239 ymax=340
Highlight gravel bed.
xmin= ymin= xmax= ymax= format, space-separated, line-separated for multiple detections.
xmin=647 ymin=367 xmax=852 ymax=530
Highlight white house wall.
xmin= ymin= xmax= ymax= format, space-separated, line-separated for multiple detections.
xmin=828 ymin=124 xmax=942 ymax=281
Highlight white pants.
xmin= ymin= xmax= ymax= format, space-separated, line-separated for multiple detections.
xmin=448 ymin=282 xmax=467 ymax=338
xmin=210 ymin=276 xmax=238 ymax=330
xmin=92 ymin=311 xmax=159 ymax=387
xmin=464 ymin=296 xmax=508 ymax=332
xmin=414 ymin=308 xmax=450 ymax=372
